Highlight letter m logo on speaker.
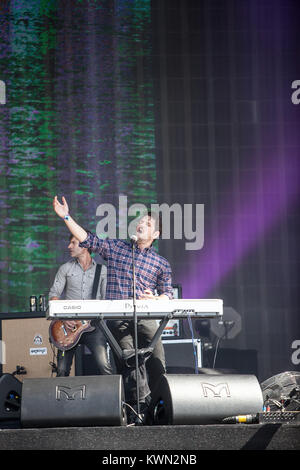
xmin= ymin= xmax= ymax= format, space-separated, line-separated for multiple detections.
xmin=201 ymin=382 xmax=231 ymax=398
xmin=55 ymin=384 xmax=86 ymax=401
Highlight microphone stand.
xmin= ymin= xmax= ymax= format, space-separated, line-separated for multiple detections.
xmin=131 ymin=239 xmax=141 ymax=419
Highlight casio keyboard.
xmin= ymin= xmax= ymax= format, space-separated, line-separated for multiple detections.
xmin=47 ymin=298 xmax=223 ymax=364
xmin=46 ymin=298 xmax=223 ymax=320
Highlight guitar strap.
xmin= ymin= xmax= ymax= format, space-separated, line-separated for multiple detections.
xmin=92 ymin=263 xmax=103 ymax=299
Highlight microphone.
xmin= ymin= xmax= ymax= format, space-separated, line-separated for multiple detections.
xmin=130 ymin=235 xmax=138 ymax=245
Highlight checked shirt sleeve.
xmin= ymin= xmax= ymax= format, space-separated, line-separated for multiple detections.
xmin=156 ymin=261 xmax=173 ymax=299
xmin=79 ymin=232 xmax=110 ymax=260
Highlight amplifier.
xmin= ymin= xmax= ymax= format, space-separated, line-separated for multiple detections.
xmin=162 ymin=339 xmax=202 ymax=373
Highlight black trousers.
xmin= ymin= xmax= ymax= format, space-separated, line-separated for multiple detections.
xmin=108 ymin=319 xmax=166 ymax=403
xmin=56 ymin=323 xmax=113 ymax=377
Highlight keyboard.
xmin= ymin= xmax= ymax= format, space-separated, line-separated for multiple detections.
xmin=46 ymin=298 xmax=223 ymax=320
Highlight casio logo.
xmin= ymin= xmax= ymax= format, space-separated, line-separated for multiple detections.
xmin=63 ymin=305 xmax=82 ymax=310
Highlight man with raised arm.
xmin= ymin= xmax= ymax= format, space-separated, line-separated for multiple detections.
xmin=52 ymin=196 xmax=173 ymax=422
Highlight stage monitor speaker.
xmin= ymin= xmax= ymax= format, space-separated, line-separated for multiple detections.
xmin=150 ymin=374 xmax=263 ymax=425
xmin=21 ymin=375 xmax=126 ymax=428
xmin=0 ymin=374 xmax=22 ymax=421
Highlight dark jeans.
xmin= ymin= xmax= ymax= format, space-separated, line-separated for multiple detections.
xmin=56 ymin=323 xmax=113 ymax=377
xmin=108 ymin=319 xmax=166 ymax=403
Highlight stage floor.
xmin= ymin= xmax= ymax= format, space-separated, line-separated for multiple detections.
xmin=0 ymin=422 xmax=299 ymax=451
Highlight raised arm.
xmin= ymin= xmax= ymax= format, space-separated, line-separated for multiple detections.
xmin=53 ymin=196 xmax=87 ymax=242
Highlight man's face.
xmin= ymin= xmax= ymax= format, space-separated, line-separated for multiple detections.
xmin=68 ymin=237 xmax=86 ymax=258
xmin=136 ymin=215 xmax=160 ymax=243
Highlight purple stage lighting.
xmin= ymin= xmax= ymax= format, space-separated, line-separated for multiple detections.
xmin=179 ymin=155 xmax=299 ymax=298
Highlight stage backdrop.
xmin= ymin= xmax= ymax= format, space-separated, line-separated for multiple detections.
xmin=0 ymin=0 xmax=299 ymax=383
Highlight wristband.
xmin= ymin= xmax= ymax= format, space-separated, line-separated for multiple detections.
xmin=63 ymin=215 xmax=70 ymax=221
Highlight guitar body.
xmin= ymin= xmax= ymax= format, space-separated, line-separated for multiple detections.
xmin=49 ymin=320 xmax=95 ymax=351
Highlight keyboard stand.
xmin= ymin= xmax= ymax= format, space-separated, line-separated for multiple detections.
xmin=98 ymin=310 xmax=194 ymax=366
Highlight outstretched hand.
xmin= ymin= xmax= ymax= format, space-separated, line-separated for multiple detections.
xmin=53 ymin=196 xmax=69 ymax=219
xmin=52 ymin=196 xmax=87 ymax=242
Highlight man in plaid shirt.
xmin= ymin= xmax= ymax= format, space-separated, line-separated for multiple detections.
xmin=53 ymin=196 xmax=173 ymax=421
xmin=79 ymin=232 xmax=173 ymax=301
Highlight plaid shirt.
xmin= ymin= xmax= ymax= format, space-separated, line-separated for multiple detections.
xmin=79 ymin=233 xmax=173 ymax=300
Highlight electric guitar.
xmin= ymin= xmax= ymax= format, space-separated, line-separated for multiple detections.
xmin=49 ymin=319 xmax=95 ymax=351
